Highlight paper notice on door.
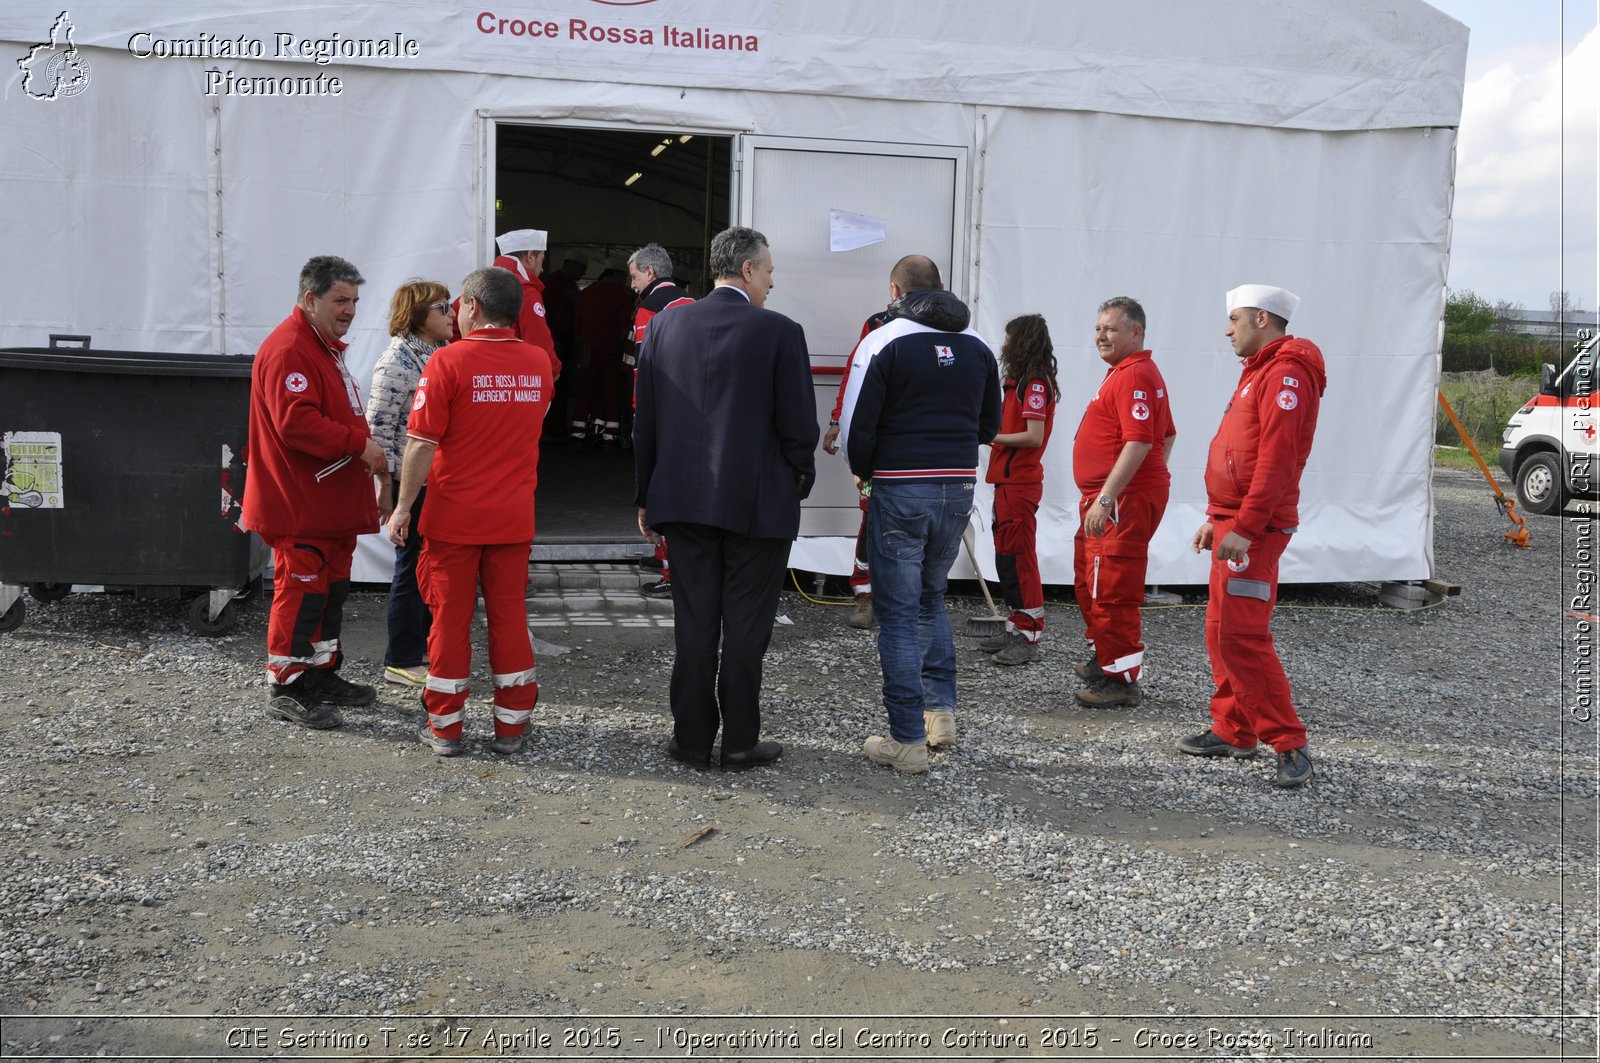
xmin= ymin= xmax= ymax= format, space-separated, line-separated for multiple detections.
xmin=2 ymin=431 xmax=64 ymax=509
xmin=829 ymin=209 xmax=887 ymax=252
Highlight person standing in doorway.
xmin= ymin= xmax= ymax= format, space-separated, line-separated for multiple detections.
xmin=453 ymin=228 xmax=560 ymax=379
xmin=628 ymin=243 xmax=697 ymax=599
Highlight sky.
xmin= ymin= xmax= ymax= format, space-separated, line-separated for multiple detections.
xmin=1425 ymin=0 xmax=1598 ymax=314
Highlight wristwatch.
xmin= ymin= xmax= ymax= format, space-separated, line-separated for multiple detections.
xmin=1096 ymin=496 xmax=1114 ymax=508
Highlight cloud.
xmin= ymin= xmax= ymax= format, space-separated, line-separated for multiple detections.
xmin=1454 ymin=27 xmax=1598 ymax=223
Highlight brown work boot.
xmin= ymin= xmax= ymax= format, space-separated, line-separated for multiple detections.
xmin=847 ymin=594 xmax=876 ymax=629
xmin=977 ymin=628 xmax=1015 ymax=652
xmin=993 ymin=637 xmax=1038 ymax=666
xmin=1074 ymin=656 xmax=1104 ymax=680
xmin=863 ymin=735 xmax=930 ymax=774
xmin=923 ymin=710 xmax=957 ymax=749
xmin=1074 ymin=675 xmax=1142 ymax=708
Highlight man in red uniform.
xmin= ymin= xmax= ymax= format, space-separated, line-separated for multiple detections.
xmin=821 ymin=256 xmax=942 ymax=629
xmin=452 ymin=228 xmax=560 ymax=379
xmin=627 ymin=243 xmax=696 ymax=598
xmin=570 ymin=266 xmax=636 ymax=447
xmin=387 ymin=267 xmax=555 ymax=757
xmin=243 ymin=255 xmax=389 ymax=730
xmin=1071 ymin=296 xmax=1175 ymax=708
xmin=1177 ymin=284 xmax=1326 ymax=789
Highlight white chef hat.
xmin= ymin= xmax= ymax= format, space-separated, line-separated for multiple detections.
xmin=496 ymin=228 xmax=548 ymax=254
xmin=1226 ymin=283 xmax=1300 ymax=322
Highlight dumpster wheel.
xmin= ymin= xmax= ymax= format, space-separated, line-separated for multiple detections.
xmin=187 ymin=594 xmax=239 ymax=637
xmin=29 ymin=582 xmax=72 ymax=603
xmin=0 ymin=597 xmax=23 ymax=634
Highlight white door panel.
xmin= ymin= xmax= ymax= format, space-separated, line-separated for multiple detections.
xmin=737 ymin=136 xmax=968 ymax=533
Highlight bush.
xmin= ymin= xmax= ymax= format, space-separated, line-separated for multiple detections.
xmin=1436 ymin=370 xmax=1539 ymax=454
xmin=1440 ymin=332 xmax=1561 ymax=375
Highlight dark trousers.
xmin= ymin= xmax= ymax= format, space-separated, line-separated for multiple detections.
xmin=385 ymin=484 xmax=432 ymax=667
xmin=659 ymin=522 xmax=790 ymax=756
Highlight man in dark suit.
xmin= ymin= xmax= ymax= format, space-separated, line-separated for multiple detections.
xmin=633 ymin=226 xmax=819 ymax=771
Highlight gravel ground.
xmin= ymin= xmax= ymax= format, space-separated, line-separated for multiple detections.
xmin=0 ymin=467 xmax=1594 ymax=1062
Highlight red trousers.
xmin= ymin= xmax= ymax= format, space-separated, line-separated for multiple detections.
xmin=850 ymin=488 xmax=871 ymax=596
xmin=1073 ymin=485 xmax=1167 ymax=681
xmin=993 ymin=482 xmax=1043 ymax=640
xmin=263 ymin=534 xmax=355 ymax=686
xmin=417 ymin=539 xmax=539 ymax=740
xmin=1204 ymin=517 xmax=1306 ymax=752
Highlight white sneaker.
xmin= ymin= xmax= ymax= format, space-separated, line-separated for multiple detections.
xmin=863 ymin=735 xmax=929 ymax=774
xmin=924 ymin=710 xmax=958 ymax=749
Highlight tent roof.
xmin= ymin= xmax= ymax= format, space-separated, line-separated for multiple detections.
xmin=2 ymin=0 xmax=1467 ymax=131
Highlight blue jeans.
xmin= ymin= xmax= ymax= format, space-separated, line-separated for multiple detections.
xmin=866 ymin=479 xmax=973 ymax=743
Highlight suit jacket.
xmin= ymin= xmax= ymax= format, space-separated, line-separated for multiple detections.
xmin=634 ymin=285 xmax=819 ymax=539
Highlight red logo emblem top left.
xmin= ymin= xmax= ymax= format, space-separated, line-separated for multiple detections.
xmin=285 ymin=372 xmax=309 ymax=393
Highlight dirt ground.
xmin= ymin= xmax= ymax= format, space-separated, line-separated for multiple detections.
xmin=0 ymin=468 xmax=1594 ymax=1062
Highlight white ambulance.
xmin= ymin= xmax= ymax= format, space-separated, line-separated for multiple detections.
xmin=1499 ymin=333 xmax=1598 ymax=514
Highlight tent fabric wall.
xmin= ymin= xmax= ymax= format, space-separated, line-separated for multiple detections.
xmin=1 ymin=1 xmax=1467 ymax=130
xmin=1 ymin=1 xmax=1465 ymax=586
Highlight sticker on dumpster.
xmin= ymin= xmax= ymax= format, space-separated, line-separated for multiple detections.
xmin=2 ymin=431 xmax=64 ymax=509
xmin=220 ymin=443 xmax=246 ymax=530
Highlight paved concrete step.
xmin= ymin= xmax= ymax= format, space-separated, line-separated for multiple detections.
xmin=528 ymin=562 xmax=655 ymax=593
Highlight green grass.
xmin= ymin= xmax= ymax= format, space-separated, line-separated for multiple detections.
xmin=1436 ymin=370 xmax=1537 ymax=459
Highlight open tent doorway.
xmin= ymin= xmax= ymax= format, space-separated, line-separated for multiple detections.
xmin=492 ymin=122 xmax=732 ymax=550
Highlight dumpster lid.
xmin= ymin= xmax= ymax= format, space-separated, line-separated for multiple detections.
xmin=0 ymin=347 xmax=253 ymax=378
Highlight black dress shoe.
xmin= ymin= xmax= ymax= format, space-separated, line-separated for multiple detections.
xmin=666 ymin=738 xmax=712 ymax=770
xmin=721 ymin=740 xmax=783 ymax=771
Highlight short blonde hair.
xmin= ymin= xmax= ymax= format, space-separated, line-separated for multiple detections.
xmin=387 ymin=279 xmax=449 ymax=338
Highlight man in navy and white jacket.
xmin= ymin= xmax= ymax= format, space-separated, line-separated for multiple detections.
xmin=844 ymin=281 xmax=1001 ymax=774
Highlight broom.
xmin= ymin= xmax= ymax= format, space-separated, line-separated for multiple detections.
xmin=960 ymin=523 xmax=1008 ymax=637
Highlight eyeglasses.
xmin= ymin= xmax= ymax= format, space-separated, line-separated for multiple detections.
xmin=430 ymin=301 xmax=450 ymax=314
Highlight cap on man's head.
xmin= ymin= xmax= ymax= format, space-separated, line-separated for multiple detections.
xmin=497 ymin=228 xmax=548 ymax=255
xmin=1226 ymin=284 xmax=1300 ymax=322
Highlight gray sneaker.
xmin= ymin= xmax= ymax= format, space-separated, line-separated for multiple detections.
xmin=417 ymin=724 xmax=464 ymax=757
xmin=1175 ymin=729 xmax=1258 ymax=758
xmin=490 ymin=731 xmax=527 ymax=755
xmin=1272 ymin=745 xmax=1314 ymax=788
xmin=266 ymin=683 xmax=341 ymax=730
xmin=992 ymin=637 xmax=1038 ymax=666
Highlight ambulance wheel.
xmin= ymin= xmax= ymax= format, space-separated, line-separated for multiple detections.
xmin=187 ymin=595 xmax=239 ymax=637
xmin=29 ymin=582 xmax=71 ymax=603
xmin=0 ymin=598 xmax=23 ymax=634
xmin=1515 ymin=452 xmax=1566 ymax=516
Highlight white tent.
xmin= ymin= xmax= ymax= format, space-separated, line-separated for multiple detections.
xmin=1 ymin=0 xmax=1467 ymax=585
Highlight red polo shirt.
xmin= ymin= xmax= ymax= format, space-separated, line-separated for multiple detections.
xmin=986 ymin=376 xmax=1056 ymax=484
xmin=1072 ymin=349 xmax=1174 ymax=494
xmin=407 ymin=328 xmax=553 ymax=544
